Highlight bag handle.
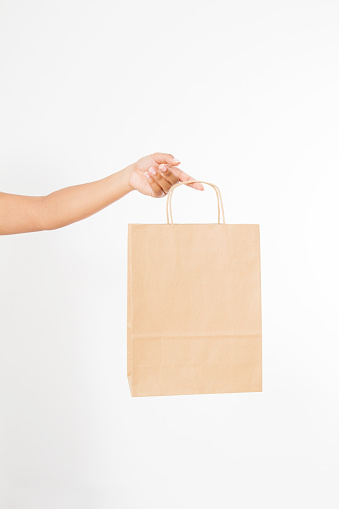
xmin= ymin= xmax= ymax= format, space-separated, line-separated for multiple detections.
xmin=166 ymin=180 xmax=225 ymax=225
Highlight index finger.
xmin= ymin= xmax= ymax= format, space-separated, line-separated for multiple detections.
xmin=170 ymin=167 xmax=204 ymax=191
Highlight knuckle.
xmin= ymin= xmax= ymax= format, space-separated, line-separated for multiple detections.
xmin=169 ymin=175 xmax=180 ymax=184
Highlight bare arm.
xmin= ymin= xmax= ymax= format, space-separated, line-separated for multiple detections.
xmin=0 ymin=152 xmax=204 ymax=235
xmin=0 ymin=165 xmax=133 ymax=235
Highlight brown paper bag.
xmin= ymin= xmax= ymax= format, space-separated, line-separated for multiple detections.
xmin=127 ymin=180 xmax=262 ymax=397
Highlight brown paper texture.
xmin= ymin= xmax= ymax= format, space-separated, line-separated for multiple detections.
xmin=127 ymin=221 xmax=262 ymax=397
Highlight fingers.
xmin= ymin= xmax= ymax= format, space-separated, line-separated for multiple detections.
xmin=144 ymin=170 xmax=165 ymax=197
xmin=158 ymin=164 xmax=180 ymax=186
xmin=144 ymin=165 xmax=180 ymax=197
xmin=152 ymin=152 xmax=181 ymax=166
xmin=171 ymin=167 xmax=204 ymax=191
xmin=143 ymin=163 xmax=204 ymax=198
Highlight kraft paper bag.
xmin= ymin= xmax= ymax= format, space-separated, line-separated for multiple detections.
xmin=127 ymin=180 xmax=262 ymax=397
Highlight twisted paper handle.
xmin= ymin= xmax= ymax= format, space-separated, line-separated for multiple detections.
xmin=166 ymin=180 xmax=225 ymax=225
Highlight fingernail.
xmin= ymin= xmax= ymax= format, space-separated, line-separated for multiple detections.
xmin=149 ymin=167 xmax=156 ymax=175
xmin=145 ymin=171 xmax=151 ymax=179
xmin=172 ymin=158 xmax=180 ymax=163
xmin=159 ymin=164 xmax=167 ymax=172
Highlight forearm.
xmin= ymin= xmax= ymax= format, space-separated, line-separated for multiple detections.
xmin=40 ymin=164 xmax=134 ymax=231
xmin=0 ymin=164 xmax=134 ymax=235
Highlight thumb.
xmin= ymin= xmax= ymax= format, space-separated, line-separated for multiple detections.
xmin=152 ymin=152 xmax=181 ymax=166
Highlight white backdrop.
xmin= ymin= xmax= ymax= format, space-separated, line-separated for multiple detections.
xmin=1 ymin=1 xmax=338 ymax=508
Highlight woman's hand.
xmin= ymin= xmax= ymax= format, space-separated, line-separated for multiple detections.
xmin=128 ymin=152 xmax=204 ymax=197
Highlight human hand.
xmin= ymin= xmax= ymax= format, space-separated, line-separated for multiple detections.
xmin=128 ymin=152 xmax=204 ymax=198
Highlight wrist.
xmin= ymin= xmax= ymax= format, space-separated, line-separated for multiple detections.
xmin=123 ymin=163 xmax=136 ymax=193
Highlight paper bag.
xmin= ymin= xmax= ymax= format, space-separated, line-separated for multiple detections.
xmin=127 ymin=180 xmax=262 ymax=397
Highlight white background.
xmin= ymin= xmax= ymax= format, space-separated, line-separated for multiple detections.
xmin=1 ymin=1 xmax=338 ymax=508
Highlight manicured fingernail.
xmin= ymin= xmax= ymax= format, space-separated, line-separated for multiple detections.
xmin=172 ymin=158 xmax=180 ymax=163
xmin=159 ymin=164 xmax=167 ymax=172
xmin=149 ymin=167 xmax=156 ymax=175
xmin=145 ymin=171 xmax=151 ymax=179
